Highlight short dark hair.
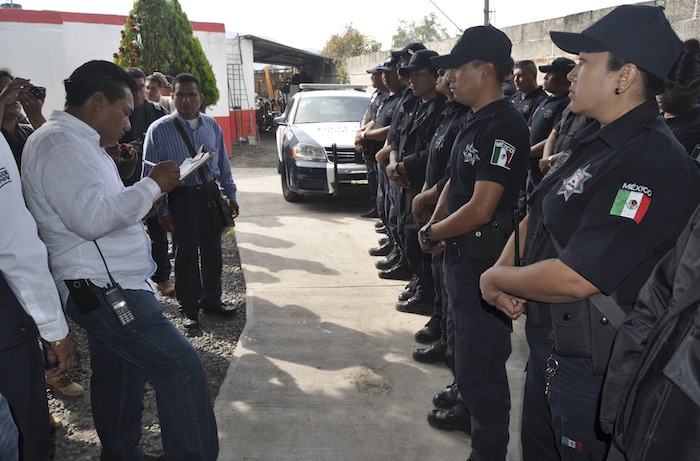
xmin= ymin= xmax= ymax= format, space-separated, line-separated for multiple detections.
xmin=513 ymin=60 xmax=537 ymax=75
xmin=472 ymin=59 xmax=509 ymax=83
xmin=145 ymin=74 xmax=162 ymax=88
xmin=0 ymin=68 xmax=13 ymax=80
xmin=125 ymin=67 xmax=146 ymax=80
xmin=173 ymin=73 xmax=201 ymax=93
xmin=64 ymin=60 xmax=137 ymax=107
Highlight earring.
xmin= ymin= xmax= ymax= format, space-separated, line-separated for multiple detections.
xmin=614 ymin=88 xmax=621 ymax=95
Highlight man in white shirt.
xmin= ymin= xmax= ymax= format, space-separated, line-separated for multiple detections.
xmin=22 ymin=60 xmax=218 ymax=461
xmin=0 ymin=76 xmax=75 ymax=461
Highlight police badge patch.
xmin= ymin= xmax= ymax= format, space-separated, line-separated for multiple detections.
xmin=0 ymin=167 xmax=10 ymax=190
xmin=557 ymin=164 xmax=592 ymax=201
xmin=462 ymin=143 xmax=480 ymax=165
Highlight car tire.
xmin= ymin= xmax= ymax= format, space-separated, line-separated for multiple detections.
xmin=281 ymin=162 xmax=302 ymax=202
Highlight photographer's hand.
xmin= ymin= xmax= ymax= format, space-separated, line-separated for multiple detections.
xmin=18 ymin=88 xmax=46 ymax=129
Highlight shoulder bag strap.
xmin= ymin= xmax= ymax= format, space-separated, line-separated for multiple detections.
xmin=169 ymin=113 xmax=209 ymax=187
xmin=550 ymin=234 xmax=627 ymax=328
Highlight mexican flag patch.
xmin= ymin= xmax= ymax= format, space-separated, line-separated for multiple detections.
xmin=610 ymin=188 xmax=651 ymax=223
xmin=490 ymin=139 xmax=515 ymax=170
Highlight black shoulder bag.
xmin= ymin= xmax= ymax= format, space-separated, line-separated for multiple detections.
xmin=170 ymin=113 xmax=234 ymax=233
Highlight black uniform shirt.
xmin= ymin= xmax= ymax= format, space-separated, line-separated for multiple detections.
xmin=375 ymin=86 xmax=406 ymax=132
xmin=529 ymin=93 xmax=570 ymax=145
xmin=446 ymin=97 xmax=530 ymax=217
xmin=387 ymin=86 xmax=416 ymax=147
xmin=511 ymin=87 xmax=548 ymax=125
xmin=426 ymin=102 xmax=469 ymax=191
xmin=664 ymin=105 xmax=700 ymax=159
xmin=524 ymin=99 xmax=700 ymax=305
xmin=365 ymin=88 xmax=389 ymax=155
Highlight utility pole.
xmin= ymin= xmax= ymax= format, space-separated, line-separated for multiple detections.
xmin=484 ymin=0 xmax=490 ymax=25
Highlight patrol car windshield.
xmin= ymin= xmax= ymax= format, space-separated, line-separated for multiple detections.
xmin=294 ymin=96 xmax=368 ymax=124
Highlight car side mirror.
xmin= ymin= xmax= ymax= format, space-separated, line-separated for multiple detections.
xmin=273 ymin=115 xmax=287 ymax=126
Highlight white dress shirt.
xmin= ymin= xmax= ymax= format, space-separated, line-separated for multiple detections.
xmin=21 ymin=111 xmax=163 ymax=302
xmin=0 ymin=135 xmax=68 ymax=342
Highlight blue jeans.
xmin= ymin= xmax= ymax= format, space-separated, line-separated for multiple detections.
xmin=0 ymin=393 xmax=18 ymax=461
xmin=66 ymin=288 xmax=218 ymax=461
xmin=522 ymin=321 xmax=610 ymax=461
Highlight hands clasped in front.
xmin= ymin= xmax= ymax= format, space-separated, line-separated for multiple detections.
xmin=480 ymin=268 xmax=526 ymax=320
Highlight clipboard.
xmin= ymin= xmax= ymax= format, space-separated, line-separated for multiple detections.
xmin=178 ymin=145 xmax=215 ymax=180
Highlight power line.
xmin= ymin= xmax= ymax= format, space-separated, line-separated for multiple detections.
xmin=429 ymin=0 xmax=463 ymax=33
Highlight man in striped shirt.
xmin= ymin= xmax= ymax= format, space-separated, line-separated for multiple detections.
xmin=144 ymin=73 xmax=240 ymax=330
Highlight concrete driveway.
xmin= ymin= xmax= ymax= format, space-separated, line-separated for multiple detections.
xmin=214 ymin=161 xmax=528 ymax=461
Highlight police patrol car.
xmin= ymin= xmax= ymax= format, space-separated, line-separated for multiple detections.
xmin=274 ymin=84 xmax=371 ymax=202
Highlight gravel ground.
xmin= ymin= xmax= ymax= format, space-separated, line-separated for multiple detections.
xmin=48 ymin=132 xmax=278 ymax=460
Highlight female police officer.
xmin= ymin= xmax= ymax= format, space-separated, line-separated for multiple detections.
xmin=479 ymin=5 xmax=700 ymax=460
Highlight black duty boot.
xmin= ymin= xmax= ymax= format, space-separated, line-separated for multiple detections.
xmin=375 ymin=247 xmax=400 ymax=270
xmin=398 ymin=276 xmax=417 ymax=301
xmin=369 ymin=239 xmax=393 ymax=257
xmin=415 ymin=316 xmax=442 ymax=343
xmin=427 ymin=406 xmax=471 ymax=433
xmin=378 ymin=258 xmax=413 ymax=280
xmin=432 ymin=380 xmax=459 ymax=409
xmin=412 ymin=334 xmax=447 ymax=362
xmin=396 ymin=296 xmax=433 ymax=316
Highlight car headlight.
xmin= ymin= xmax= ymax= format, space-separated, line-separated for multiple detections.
xmin=292 ymin=142 xmax=327 ymax=162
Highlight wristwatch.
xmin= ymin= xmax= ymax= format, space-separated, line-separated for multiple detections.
xmin=360 ymin=131 xmax=366 ymax=139
xmin=547 ymin=157 xmax=555 ymax=167
xmin=419 ymin=222 xmax=434 ymax=245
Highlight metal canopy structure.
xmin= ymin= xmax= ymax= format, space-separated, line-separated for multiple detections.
xmin=242 ymin=34 xmax=334 ymax=67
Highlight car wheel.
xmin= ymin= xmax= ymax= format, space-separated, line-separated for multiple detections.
xmin=281 ymin=162 xmax=302 ymax=202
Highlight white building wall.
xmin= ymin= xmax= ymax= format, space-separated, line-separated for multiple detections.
xmin=0 ymin=10 xmax=229 ymax=119
xmin=0 ymin=21 xmax=68 ymax=114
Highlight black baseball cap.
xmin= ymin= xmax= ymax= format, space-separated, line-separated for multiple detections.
xmin=367 ymin=57 xmax=391 ymax=74
xmin=391 ymin=42 xmax=426 ymax=59
xmin=431 ymin=25 xmax=512 ymax=69
xmin=549 ymin=5 xmax=682 ymax=79
xmin=377 ymin=55 xmax=401 ymax=72
xmin=398 ymin=50 xmax=439 ymax=76
xmin=538 ymin=57 xmax=576 ymax=74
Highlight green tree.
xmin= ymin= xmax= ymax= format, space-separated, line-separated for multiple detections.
xmin=391 ymin=12 xmax=451 ymax=49
xmin=114 ymin=0 xmax=219 ymax=107
xmin=322 ymin=24 xmax=382 ymax=83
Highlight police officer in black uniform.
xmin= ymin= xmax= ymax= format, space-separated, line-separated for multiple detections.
xmin=375 ymin=43 xmax=426 ymax=282
xmin=511 ymin=60 xmax=548 ymax=125
xmin=386 ymin=50 xmax=446 ymax=317
xmin=357 ymin=59 xmax=389 ymax=221
xmin=419 ymin=25 xmax=530 ymax=461
xmin=369 ymin=56 xmax=408 ymax=273
xmin=526 ymin=57 xmax=574 ymax=192
xmin=480 ymin=6 xmax=700 ymax=460
xmin=411 ymin=68 xmax=470 ymax=361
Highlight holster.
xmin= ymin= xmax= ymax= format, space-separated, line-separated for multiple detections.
xmin=549 ymin=299 xmax=622 ymax=374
